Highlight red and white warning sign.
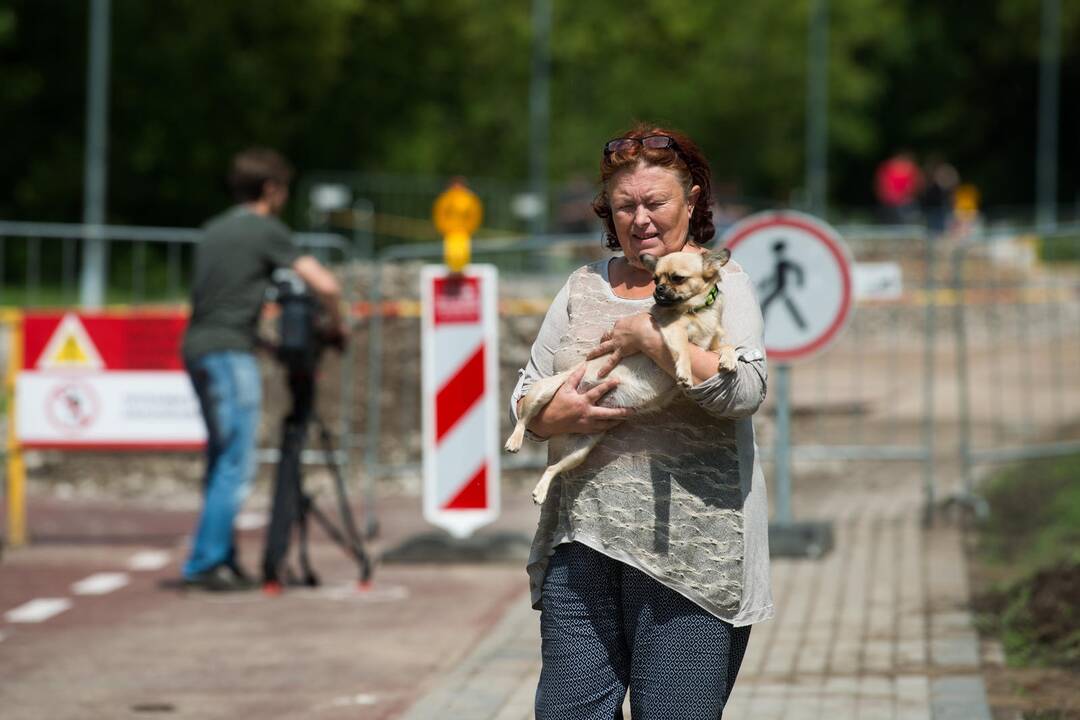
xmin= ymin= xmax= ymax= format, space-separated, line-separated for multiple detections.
xmin=724 ymin=211 xmax=854 ymax=362
xmin=15 ymin=311 xmax=205 ymax=449
xmin=420 ymin=265 xmax=500 ymax=538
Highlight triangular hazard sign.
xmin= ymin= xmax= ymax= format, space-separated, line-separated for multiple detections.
xmin=37 ymin=314 xmax=104 ymax=370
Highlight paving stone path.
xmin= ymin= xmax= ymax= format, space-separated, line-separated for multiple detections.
xmin=401 ymin=464 xmax=995 ymax=719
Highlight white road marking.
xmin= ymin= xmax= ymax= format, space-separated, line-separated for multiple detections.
xmin=316 ymin=693 xmax=379 ymax=711
xmin=128 ymin=550 xmax=171 ymax=571
xmin=235 ymin=511 xmax=266 ymax=531
xmin=5 ymin=598 xmax=73 ymax=623
xmin=334 ymin=693 xmax=378 ymax=706
xmin=72 ymin=572 xmax=130 ymax=595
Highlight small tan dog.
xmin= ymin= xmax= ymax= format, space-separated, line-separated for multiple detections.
xmin=505 ymin=249 xmax=738 ymax=504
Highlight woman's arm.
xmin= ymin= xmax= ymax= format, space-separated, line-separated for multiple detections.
xmin=508 ymin=282 xmax=570 ymax=431
xmin=586 ymin=269 xmax=768 ymax=418
xmin=684 ymin=270 xmax=768 ymax=418
xmin=586 ymin=313 xmax=724 ymax=386
xmin=509 ymin=281 xmax=633 ymax=440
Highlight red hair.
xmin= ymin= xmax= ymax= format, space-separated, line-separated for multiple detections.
xmin=592 ymin=123 xmax=715 ymax=250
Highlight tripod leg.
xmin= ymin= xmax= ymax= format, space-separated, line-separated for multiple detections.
xmin=296 ymin=493 xmax=319 ymax=586
xmin=306 ymin=502 xmax=370 ymax=583
xmin=262 ymin=418 xmax=304 ymax=585
xmin=315 ymin=414 xmax=374 ymax=584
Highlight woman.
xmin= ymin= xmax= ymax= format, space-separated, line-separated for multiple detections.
xmin=510 ymin=124 xmax=772 ymax=719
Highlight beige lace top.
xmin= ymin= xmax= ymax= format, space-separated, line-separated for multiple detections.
xmin=510 ymin=258 xmax=773 ymax=626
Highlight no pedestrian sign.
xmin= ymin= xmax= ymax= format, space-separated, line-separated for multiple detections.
xmin=723 ymin=211 xmax=854 ymax=362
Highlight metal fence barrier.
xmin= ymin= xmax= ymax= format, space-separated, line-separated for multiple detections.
xmin=0 ymin=221 xmax=360 ymax=474
xmin=0 ymin=220 xmax=351 ymax=306
xmin=3 ymin=218 xmax=1078 ymax=536
xmin=951 ymin=223 xmax=1080 ymax=513
xmin=356 ymin=227 xmax=952 ymax=519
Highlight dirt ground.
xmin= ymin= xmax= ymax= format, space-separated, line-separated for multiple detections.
xmin=967 ymin=538 xmax=1080 ymax=720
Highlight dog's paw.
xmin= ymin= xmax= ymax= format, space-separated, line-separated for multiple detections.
xmin=675 ymin=374 xmax=693 ymax=391
xmin=504 ymin=425 xmax=525 ymax=453
xmin=531 ymin=484 xmax=551 ymax=505
xmin=717 ymin=346 xmax=738 ymax=373
xmin=532 ymin=477 xmax=552 ymax=505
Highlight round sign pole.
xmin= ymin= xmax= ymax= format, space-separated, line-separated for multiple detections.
xmin=724 ymin=210 xmax=854 ymax=557
xmin=774 ymin=364 xmax=793 ymax=524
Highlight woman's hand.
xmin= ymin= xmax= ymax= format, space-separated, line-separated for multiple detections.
xmin=525 ymin=364 xmax=635 ymax=437
xmin=585 ymin=312 xmax=667 ymax=378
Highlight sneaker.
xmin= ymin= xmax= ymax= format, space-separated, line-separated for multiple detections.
xmin=182 ymin=566 xmax=257 ymax=592
xmin=225 ymin=560 xmax=256 ymax=585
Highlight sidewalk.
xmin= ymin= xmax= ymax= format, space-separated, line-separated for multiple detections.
xmin=399 ymin=464 xmax=996 ymax=719
xmin=0 ymin=463 xmax=996 ymax=719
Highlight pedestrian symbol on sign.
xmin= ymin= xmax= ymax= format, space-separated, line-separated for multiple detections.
xmin=757 ymin=239 xmax=807 ymax=331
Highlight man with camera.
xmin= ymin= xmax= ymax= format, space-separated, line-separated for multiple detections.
xmin=179 ymin=148 xmax=344 ymax=591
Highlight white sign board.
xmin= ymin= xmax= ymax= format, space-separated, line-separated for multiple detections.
xmin=16 ymin=311 xmax=205 ymax=449
xmin=16 ymin=372 xmax=205 ymax=449
xmin=723 ymin=211 xmax=854 ymax=362
xmin=420 ymin=265 xmax=500 ymax=538
xmin=854 ymin=262 xmax=903 ymax=301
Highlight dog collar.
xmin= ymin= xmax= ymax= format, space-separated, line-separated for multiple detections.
xmin=691 ymin=284 xmax=719 ymax=314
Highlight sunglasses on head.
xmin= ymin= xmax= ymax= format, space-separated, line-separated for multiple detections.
xmin=603 ymin=134 xmax=681 ymax=158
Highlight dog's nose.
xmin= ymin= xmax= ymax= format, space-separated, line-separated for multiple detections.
xmin=653 ymin=286 xmax=675 ymax=303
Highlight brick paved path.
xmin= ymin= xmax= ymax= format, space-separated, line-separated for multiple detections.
xmin=401 ymin=465 xmax=994 ymax=719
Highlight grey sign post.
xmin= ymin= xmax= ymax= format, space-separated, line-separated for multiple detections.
xmin=724 ymin=211 xmax=854 ymax=558
xmin=80 ymin=0 xmax=111 ymax=309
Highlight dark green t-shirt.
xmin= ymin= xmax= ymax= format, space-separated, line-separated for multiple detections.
xmin=182 ymin=206 xmax=300 ymax=361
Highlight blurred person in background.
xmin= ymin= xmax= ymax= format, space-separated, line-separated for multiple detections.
xmin=510 ymin=124 xmax=772 ymax=718
xmin=178 ymin=148 xmax=343 ymax=591
xmin=554 ymin=175 xmax=600 ymax=234
xmin=921 ymin=159 xmax=960 ymax=237
xmin=874 ymin=151 xmax=924 ymax=224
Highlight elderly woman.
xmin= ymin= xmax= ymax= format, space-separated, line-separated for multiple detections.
xmin=510 ymin=124 xmax=772 ymax=719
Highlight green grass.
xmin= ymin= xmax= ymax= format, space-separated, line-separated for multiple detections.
xmin=978 ymin=453 xmax=1080 ymax=569
xmin=1038 ymin=234 xmax=1080 ymax=264
xmin=0 ymin=285 xmax=187 ymax=309
xmin=975 ymin=452 xmax=1080 ymax=669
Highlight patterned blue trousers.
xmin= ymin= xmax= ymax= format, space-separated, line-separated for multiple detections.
xmin=536 ymin=542 xmax=752 ymax=720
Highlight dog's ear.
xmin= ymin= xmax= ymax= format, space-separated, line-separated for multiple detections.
xmin=639 ymin=253 xmax=659 ymax=272
xmin=702 ymin=248 xmax=731 ymax=281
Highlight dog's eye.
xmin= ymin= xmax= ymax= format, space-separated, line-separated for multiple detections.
xmin=669 ymin=274 xmax=685 ymax=284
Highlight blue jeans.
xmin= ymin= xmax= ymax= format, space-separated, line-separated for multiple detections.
xmin=183 ymin=351 xmax=262 ymax=579
xmin=536 ymin=542 xmax=751 ymax=720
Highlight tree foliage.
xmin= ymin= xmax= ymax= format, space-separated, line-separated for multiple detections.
xmin=0 ymin=0 xmax=1076 ymax=227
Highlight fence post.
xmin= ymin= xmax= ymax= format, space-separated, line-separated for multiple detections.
xmin=332 ymin=238 xmax=358 ymax=526
xmin=773 ymin=364 xmax=793 ymax=524
xmin=4 ymin=309 xmax=26 ymax=547
xmin=362 ymin=257 xmax=385 ymax=538
xmin=921 ymin=231 xmax=938 ymax=524
xmin=952 ymin=242 xmax=975 ymax=502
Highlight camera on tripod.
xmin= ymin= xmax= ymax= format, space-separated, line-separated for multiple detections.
xmin=270 ymin=269 xmax=342 ymax=372
xmin=261 ymin=270 xmax=371 ymax=593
